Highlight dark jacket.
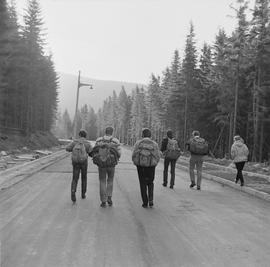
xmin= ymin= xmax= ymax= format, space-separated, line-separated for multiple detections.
xmin=185 ymin=136 xmax=208 ymax=156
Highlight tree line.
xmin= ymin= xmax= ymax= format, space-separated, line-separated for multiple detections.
xmin=0 ymin=0 xmax=58 ymax=135
xmin=95 ymin=0 xmax=270 ymax=162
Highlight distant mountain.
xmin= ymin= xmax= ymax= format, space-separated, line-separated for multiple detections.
xmin=57 ymin=72 xmax=145 ymax=117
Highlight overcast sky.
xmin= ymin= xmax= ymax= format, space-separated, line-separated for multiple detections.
xmin=15 ymin=0 xmax=255 ymax=84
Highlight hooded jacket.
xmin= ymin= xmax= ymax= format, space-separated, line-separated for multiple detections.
xmin=231 ymin=140 xmax=249 ymax=163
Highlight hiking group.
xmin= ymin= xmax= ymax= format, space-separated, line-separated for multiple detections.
xmin=66 ymin=126 xmax=249 ymax=208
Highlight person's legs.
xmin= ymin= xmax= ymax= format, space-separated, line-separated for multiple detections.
xmin=163 ymin=158 xmax=170 ymax=186
xmin=235 ymin=162 xmax=245 ymax=186
xmin=71 ymin=163 xmax=80 ymax=202
xmin=196 ymin=158 xmax=203 ymax=189
xmin=98 ymin=167 xmax=107 ymax=204
xmin=146 ymin=167 xmax=155 ymax=206
xmin=81 ymin=162 xmax=88 ymax=198
xmin=137 ymin=166 xmax=148 ymax=206
xmin=189 ymin=156 xmax=196 ymax=187
xmin=106 ymin=167 xmax=115 ymax=205
xmin=170 ymin=159 xmax=176 ymax=188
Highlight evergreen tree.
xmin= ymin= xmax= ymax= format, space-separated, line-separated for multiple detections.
xmin=117 ymin=86 xmax=130 ymax=143
xmin=167 ymin=50 xmax=183 ymax=136
xmin=182 ymin=22 xmax=199 ymax=143
xmin=197 ymin=43 xmax=218 ymax=147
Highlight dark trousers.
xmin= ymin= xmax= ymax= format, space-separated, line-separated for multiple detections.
xmin=137 ymin=166 xmax=155 ymax=205
xmin=235 ymin=161 xmax=245 ymax=184
xmin=71 ymin=162 xmax=88 ymax=196
xmin=163 ymin=157 xmax=176 ymax=186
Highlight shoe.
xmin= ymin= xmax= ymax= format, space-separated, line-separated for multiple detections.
xmin=197 ymin=186 xmax=201 ymax=190
xmin=169 ymin=185 xmax=174 ymax=189
xmin=81 ymin=194 xmax=86 ymax=199
xmin=235 ymin=179 xmax=239 ymax=184
xmin=107 ymin=196 xmax=113 ymax=206
xmin=162 ymin=183 xmax=167 ymax=187
xmin=142 ymin=203 xmax=148 ymax=208
xmin=190 ymin=182 xmax=196 ymax=188
xmin=240 ymin=182 xmax=244 ymax=187
xmin=100 ymin=202 xmax=106 ymax=207
xmin=71 ymin=192 xmax=76 ymax=203
xmin=149 ymin=201 xmax=154 ymax=207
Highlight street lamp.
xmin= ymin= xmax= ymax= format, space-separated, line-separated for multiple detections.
xmin=73 ymin=70 xmax=93 ymax=138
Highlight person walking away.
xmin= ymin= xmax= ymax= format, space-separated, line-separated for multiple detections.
xmin=186 ymin=130 xmax=208 ymax=190
xmin=66 ymin=130 xmax=93 ymax=203
xmin=231 ymin=135 xmax=249 ymax=186
xmin=161 ymin=130 xmax=181 ymax=189
xmin=132 ymin=128 xmax=160 ymax=208
xmin=91 ymin=126 xmax=121 ymax=207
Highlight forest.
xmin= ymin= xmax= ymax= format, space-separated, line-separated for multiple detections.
xmin=0 ymin=0 xmax=58 ymax=136
xmin=61 ymin=0 xmax=269 ymax=162
xmin=1 ymin=0 xmax=270 ymax=162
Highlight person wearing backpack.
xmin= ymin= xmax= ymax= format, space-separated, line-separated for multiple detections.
xmin=161 ymin=130 xmax=181 ymax=189
xmin=132 ymin=128 xmax=160 ymax=208
xmin=186 ymin=130 xmax=209 ymax=190
xmin=91 ymin=126 xmax=121 ymax=207
xmin=231 ymin=135 xmax=249 ymax=186
xmin=66 ymin=130 xmax=93 ymax=203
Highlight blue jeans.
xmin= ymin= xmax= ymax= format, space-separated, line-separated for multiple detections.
xmin=98 ymin=167 xmax=115 ymax=202
xmin=189 ymin=155 xmax=203 ymax=187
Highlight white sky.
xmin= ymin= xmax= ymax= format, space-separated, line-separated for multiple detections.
xmin=15 ymin=0 xmax=255 ymax=84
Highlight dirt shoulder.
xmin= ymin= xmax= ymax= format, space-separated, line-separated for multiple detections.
xmin=0 ymin=131 xmax=63 ymax=172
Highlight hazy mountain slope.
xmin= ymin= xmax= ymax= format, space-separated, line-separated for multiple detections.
xmin=58 ymin=72 xmax=145 ymax=117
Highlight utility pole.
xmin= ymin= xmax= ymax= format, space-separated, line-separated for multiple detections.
xmin=73 ymin=71 xmax=93 ymax=138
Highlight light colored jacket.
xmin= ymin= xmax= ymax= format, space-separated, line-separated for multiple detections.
xmin=231 ymin=140 xmax=249 ymax=163
xmin=95 ymin=135 xmax=121 ymax=158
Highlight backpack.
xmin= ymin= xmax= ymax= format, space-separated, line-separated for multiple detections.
xmin=132 ymin=139 xmax=159 ymax=167
xmin=189 ymin=137 xmax=208 ymax=155
xmin=165 ymin=138 xmax=181 ymax=160
xmin=92 ymin=138 xmax=119 ymax=168
xmin=72 ymin=141 xmax=88 ymax=163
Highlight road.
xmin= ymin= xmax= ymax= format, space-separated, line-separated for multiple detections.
xmin=1 ymin=147 xmax=270 ymax=267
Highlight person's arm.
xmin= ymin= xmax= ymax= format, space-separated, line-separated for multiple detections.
xmin=160 ymin=138 xmax=167 ymax=152
xmin=154 ymin=142 xmax=161 ymax=161
xmin=111 ymin=137 xmax=121 ymax=158
xmin=66 ymin=141 xmax=75 ymax=152
xmin=231 ymin=145 xmax=236 ymax=159
xmin=132 ymin=140 xmax=140 ymax=158
xmin=85 ymin=141 xmax=93 ymax=156
xmin=185 ymin=140 xmax=190 ymax=151
xmin=177 ymin=140 xmax=182 ymax=151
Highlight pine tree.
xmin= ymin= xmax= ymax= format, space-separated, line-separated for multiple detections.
xmin=130 ymin=86 xmax=147 ymax=142
xmin=118 ymin=86 xmax=130 ymax=143
xmin=167 ymin=50 xmax=183 ymax=136
xmin=248 ymin=0 xmax=270 ymax=161
xmin=182 ymin=22 xmax=199 ymax=143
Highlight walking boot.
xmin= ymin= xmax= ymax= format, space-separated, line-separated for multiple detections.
xmin=100 ymin=202 xmax=106 ymax=207
xmin=107 ymin=196 xmax=113 ymax=206
xmin=71 ymin=192 xmax=76 ymax=203
xmin=190 ymin=182 xmax=196 ymax=188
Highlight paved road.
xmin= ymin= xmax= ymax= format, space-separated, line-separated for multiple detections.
xmin=1 ymin=147 xmax=270 ymax=267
